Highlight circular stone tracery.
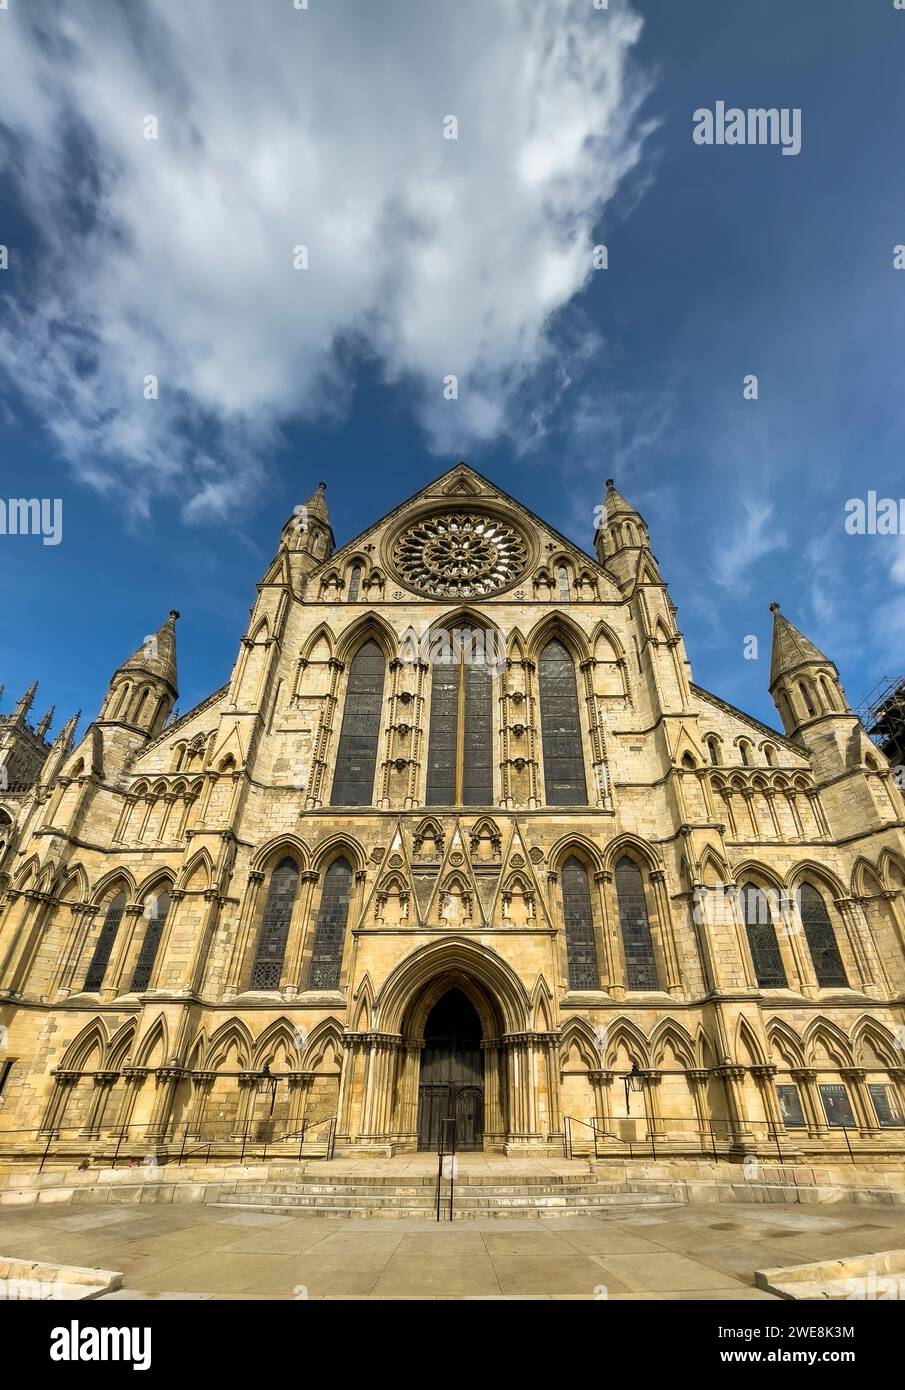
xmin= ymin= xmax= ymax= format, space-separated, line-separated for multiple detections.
xmin=393 ymin=512 xmax=528 ymax=598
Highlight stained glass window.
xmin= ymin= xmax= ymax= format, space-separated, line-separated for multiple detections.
xmin=557 ymin=565 xmax=570 ymax=602
xmin=797 ymin=884 xmax=848 ymax=987
xmin=426 ymin=657 xmax=458 ymax=805
xmin=462 ymin=659 xmax=493 ymax=805
xmin=347 ymin=566 xmax=362 ymax=602
xmin=615 ymin=858 xmax=659 ymax=990
xmin=539 ymin=639 xmax=586 ymax=805
xmin=250 ymin=858 xmax=299 ymax=990
xmin=130 ymin=891 xmax=171 ymax=992
xmin=84 ymin=892 xmax=126 ymax=992
xmin=426 ymin=640 xmax=493 ymax=805
xmin=307 ymin=857 xmax=353 ymax=990
xmin=331 ymin=640 xmax=385 ymax=806
xmin=561 ymin=857 xmax=599 ymax=990
xmin=740 ymin=883 xmax=787 ymax=988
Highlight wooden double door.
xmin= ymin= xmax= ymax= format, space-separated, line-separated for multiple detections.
xmin=416 ymin=989 xmax=484 ymax=1151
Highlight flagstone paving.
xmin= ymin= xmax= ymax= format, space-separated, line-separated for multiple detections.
xmin=2 ymin=1200 xmax=905 ymax=1299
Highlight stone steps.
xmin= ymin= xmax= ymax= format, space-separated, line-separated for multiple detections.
xmin=211 ymin=1177 xmax=684 ymax=1219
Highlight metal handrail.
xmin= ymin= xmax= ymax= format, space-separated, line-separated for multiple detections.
xmin=435 ymin=1117 xmax=457 ymax=1221
xmin=0 ymin=1113 xmax=896 ymax=1172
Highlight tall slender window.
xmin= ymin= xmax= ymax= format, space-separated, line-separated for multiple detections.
xmin=557 ymin=565 xmax=570 ymax=603
xmin=561 ymin=857 xmax=599 ymax=990
xmin=347 ymin=566 xmax=362 ymax=602
xmin=740 ymin=882 xmax=787 ymax=988
xmin=308 ymin=857 xmax=353 ymax=989
xmin=84 ymin=891 xmax=126 ymax=991
xmin=331 ymin=640 xmax=385 ymax=806
xmin=615 ymin=859 xmax=659 ymax=990
xmin=539 ymin=639 xmax=586 ymax=804
xmin=426 ymin=636 xmax=493 ymax=805
xmin=251 ymin=858 xmax=299 ymax=990
xmin=130 ymin=890 xmax=172 ymax=992
xmin=798 ymin=884 xmax=848 ymax=987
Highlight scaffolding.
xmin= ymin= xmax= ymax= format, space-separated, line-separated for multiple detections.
xmin=855 ymin=676 xmax=905 ymax=766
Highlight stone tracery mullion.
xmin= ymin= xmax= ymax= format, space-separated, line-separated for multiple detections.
xmin=306 ymin=656 xmax=344 ymax=808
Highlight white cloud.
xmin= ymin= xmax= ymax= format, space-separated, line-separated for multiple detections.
xmin=709 ymin=499 xmax=786 ymax=594
xmin=0 ymin=0 xmax=652 ymax=520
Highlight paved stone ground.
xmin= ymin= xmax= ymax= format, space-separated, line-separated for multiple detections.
xmin=3 ymin=1200 xmax=905 ymax=1299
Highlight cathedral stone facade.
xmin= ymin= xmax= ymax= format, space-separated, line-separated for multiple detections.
xmin=1 ymin=463 xmax=903 ymax=1161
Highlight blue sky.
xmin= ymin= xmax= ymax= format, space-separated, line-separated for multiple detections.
xmin=1 ymin=0 xmax=904 ymax=737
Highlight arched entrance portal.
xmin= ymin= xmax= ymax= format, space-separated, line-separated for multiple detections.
xmin=417 ymin=988 xmax=484 ymax=1151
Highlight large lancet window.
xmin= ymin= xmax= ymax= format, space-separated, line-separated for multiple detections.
xmin=307 ymin=857 xmax=353 ymax=990
xmin=560 ymin=857 xmax=600 ymax=990
xmin=250 ymin=858 xmax=299 ymax=990
xmin=539 ymin=639 xmax=586 ymax=805
xmin=615 ymin=858 xmax=659 ymax=990
xmin=426 ymin=635 xmax=493 ymax=805
xmin=331 ymin=640 xmax=385 ymax=806
xmin=84 ymin=891 xmax=127 ymax=992
xmin=797 ymin=883 xmax=848 ymax=987
xmin=740 ymin=883 xmax=787 ymax=988
xmin=130 ymin=890 xmax=172 ymax=992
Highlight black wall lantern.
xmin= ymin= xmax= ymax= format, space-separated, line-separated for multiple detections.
xmin=256 ymin=1061 xmax=280 ymax=1116
xmin=623 ymin=1059 xmax=644 ymax=1113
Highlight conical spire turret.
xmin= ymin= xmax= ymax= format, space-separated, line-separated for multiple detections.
xmin=279 ymin=481 xmax=335 ymax=565
xmin=768 ymin=603 xmax=851 ymax=740
xmin=99 ymin=613 xmax=179 ymax=737
xmin=594 ymin=479 xmax=661 ymax=589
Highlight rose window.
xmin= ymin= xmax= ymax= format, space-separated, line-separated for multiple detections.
xmin=393 ymin=512 xmax=528 ymax=598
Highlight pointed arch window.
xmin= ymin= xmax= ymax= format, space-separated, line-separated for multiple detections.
xmin=251 ymin=858 xmax=299 ymax=990
xmin=539 ymin=639 xmax=586 ymax=805
xmin=307 ymin=857 xmax=353 ymax=990
xmin=557 ymin=565 xmax=571 ymax=603
xmin=426 ymin=635 xmax=493 ymax=806
xmin=797 ymin=883 xmax=848 ymax=987
xmin=331 ymin=640 xmax=385 ymax=806
xmin=130 ymin=890 xmax=172 ymax=992
xmin=134 ymin=688 xmax=150 ymax=725
xmin=347 ymin=565 xmax=362 ymax=602
xmin=560 ymin=857 xmax=599 ymax=990
xmin=615 ymin=858 xmax=659 ymax=990
xmin=740 ymin=883 xmax=787 ymax=988
xmin=84 ymin=891 xmax=126 ymax=992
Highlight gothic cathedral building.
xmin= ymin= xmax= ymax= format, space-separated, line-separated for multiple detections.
xmin=1 ymin=463 xmax=904 ymax=1160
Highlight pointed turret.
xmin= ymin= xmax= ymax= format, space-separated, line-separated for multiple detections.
xmin=38 ymin=710 xmax=81 ymax=789
xmin=99 ymin=612 xmax=179 ymax=738
xmin=35 ymin=706 xmax=55 ymax=740
xmin=768 ymin=603 xmax=853 ymax=744
xmin=59 ymin=711 xmax=80 ymax=747
xmin=594 ymin=479 xmax=661 ymax=590
xmin=12 ymin=682 xmax=37 ymax=727
xmin=278 ymin=481 xmax=335 ymax=567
